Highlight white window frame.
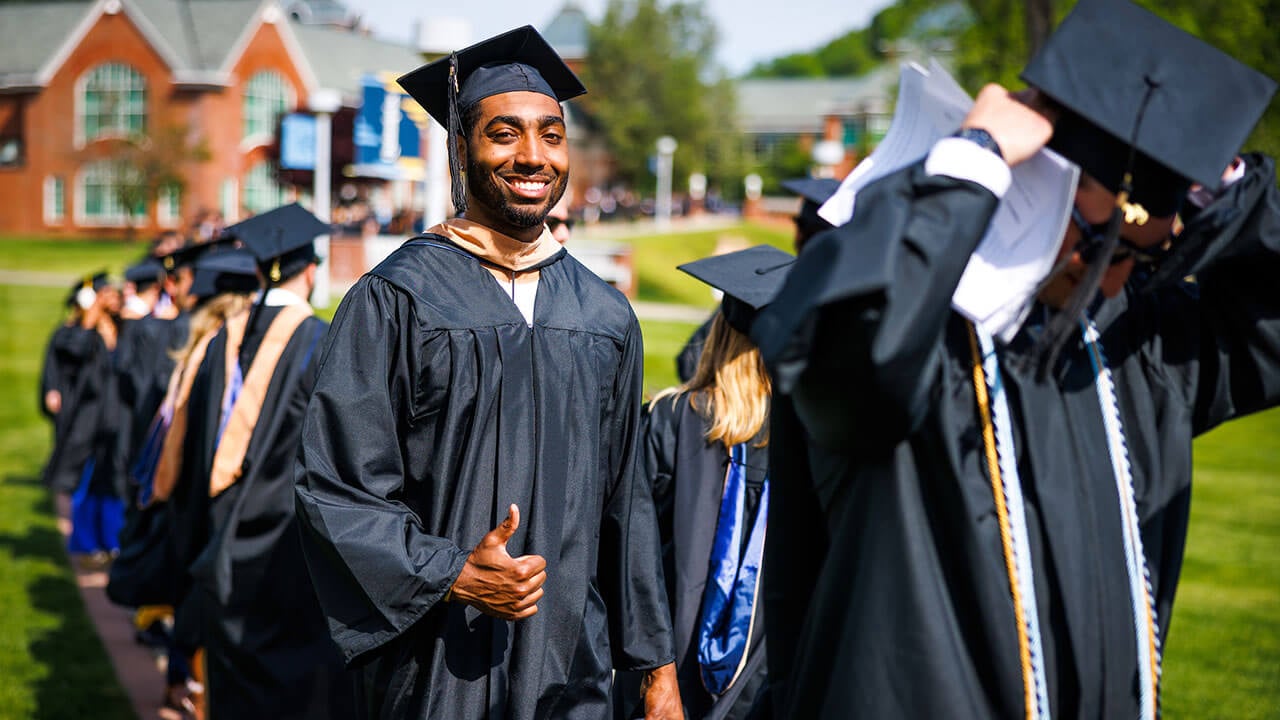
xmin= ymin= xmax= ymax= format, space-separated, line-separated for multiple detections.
xmin=221 ymin=177 xmax=239 ymax=222
xmin=76 ymin=160 xmax=142 ymax=227
xmin=157 ymin=184 xmax=181 ymax=227
xmin=76 ymin=63 xmax=147 ymax=148
xmin=241 ymin=70 xmax=294 ymax=148
xmin=44 ymin=175 xmax=65 ymax=224
xmin=242 ymin=160 xmax=285 ymax=214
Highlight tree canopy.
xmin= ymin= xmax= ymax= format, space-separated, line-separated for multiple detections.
xmin=581 ymin=0 xmax=743 ymax=197
xmin=749 ymin=0 xmax=1280 ymax=161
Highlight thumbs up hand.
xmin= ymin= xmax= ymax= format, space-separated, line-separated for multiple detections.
xmin=449 ymin=505 xmax=548 ymax=620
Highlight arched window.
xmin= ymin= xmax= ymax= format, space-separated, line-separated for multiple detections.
xmin=79 ymin=160 xmax=143 ymax=225
xmin=243 ymin=160 xmax=285 ymax=213
xmin=79 ymin=63 xmax=146 ymax=143
xmin=243 ymin=71 xmax=292 ymax=141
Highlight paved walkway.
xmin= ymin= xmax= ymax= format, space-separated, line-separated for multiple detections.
xmin=0 ymin=269 xmax=79 ymax=288
xmin=55 ymin=495 xmax=177 ymax=720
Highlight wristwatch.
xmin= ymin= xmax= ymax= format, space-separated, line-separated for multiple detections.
xmin=952 ymin=127 xmax=1004 ymax=160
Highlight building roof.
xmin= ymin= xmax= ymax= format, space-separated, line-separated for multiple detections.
xmin=0 ymin=2 xmax=94 ymax=88
xmin=291 ymin=23 xmax=424 ymax=100
xmin=541 ymin=2 xmax=589 ymax=60
xmin=0 ymin=0 xmax=263 ymax=89
xmin=736 ymin=65 xmax=899 ymax=134
xmin=0 ymin=0 xmax=421 ymax=100
xmin=134 ymin=0 xmax=261 ymax=78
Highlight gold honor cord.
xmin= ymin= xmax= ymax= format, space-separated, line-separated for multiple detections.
xmin=967 ymin=323 xmax=1037 ymax=720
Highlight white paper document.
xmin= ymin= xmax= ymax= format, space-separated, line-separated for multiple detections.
xmin=818 ymin=60 xmax=1080 ymax=342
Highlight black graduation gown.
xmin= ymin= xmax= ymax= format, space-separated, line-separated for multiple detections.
xmin=615 ymin=395 xmax=768 ymax=720
xmin=172 ymin=303 xmax=351 ymax=719
xmin=676 ymin=315 xmax=715 ymax=383
xmin=41 ymin=324 xmax=123 ymax=497
xmin=750 ymin=156 xmax=1280 ymax=719
xmin=295 ymin=236 xmax=675 ymax=720
xmin=106 ymin=313 xmax=192 ymax=607
xmin=116 ymin=313 xmax=189 ymax=475
xmin=39 ymin=323 xmax=78 ymax=421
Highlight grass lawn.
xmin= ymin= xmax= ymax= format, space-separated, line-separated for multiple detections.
xmin=0 ymin=283 xmax=135 ymax=720
xmin=1161 ymin=408 xmax=1280 ymax=718
xmin=0 ymin=237 xmax=144 ymax=278
xmin=0 ymin=233 xmax=1276 ymax=716
xmin=626 ymin=222 xmax=793 ymax=308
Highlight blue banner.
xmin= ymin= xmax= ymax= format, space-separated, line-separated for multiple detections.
xmin=280 ymin=113 xmax=316 ymax=170
xmin=353 ymin=75 xmax=423 ymax=179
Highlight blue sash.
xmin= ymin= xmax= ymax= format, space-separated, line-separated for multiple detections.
xmin=215 ymin=362 xmax=243 ymax=449
xmin=130 ymin=403 xmax=174 ymax=507
xmin=697 ymin=443 xmax=768 ymax=695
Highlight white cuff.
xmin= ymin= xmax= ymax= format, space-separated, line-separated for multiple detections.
xmin=925 ymin=137 xmax=1012 ymax=199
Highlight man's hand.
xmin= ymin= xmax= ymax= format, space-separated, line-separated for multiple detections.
xmin=641 ymin=662 xmax=682 ymax=720
xmin=44 ymin=390 xmax=61 ymax=415
xmin=962 ymin=84 xmax=1056 ymax=167
xmin=449 ymin=504 xmax=547 ymax=620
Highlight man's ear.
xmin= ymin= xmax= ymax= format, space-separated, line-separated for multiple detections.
xmin=455 ymin=134 xmax=468 ymax=164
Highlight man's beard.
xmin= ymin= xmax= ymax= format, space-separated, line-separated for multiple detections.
xmin=466 ymin=155 xmax=568 ymax=230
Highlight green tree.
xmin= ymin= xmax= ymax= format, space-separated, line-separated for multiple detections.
xmin=75 ymin=123 xmax=210 ymax=234
xmin=956 ymin=0 xmax=1280 ymax=160
xmin=581 ymin=0 xmax=744 ymax=197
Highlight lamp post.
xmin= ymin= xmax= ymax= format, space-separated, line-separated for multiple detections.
xmin=308 ymin=87 xmax=342 ymax=309
xmin=655 ymin=135 xmax=677 ymax=229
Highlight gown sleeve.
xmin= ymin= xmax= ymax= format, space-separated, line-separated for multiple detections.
xmin=642 ymin=394 xmax=680 ymax=514
xmin=1180 ymin=154 xmax=1280 ymax=433
xmin=39 ymin=329 xmax=65 ymax=419
xmin=751 ymin=161 xmax=1001 ymax=451
xmin=598 ymin=318 xmax=677 ymax=671
xmin=294 ymin=276 xmax=470 ymax=664
xmin=1125 ymin=153 xmax=1280 ymax=435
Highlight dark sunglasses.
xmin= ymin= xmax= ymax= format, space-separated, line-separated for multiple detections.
xmin=1071 ymin=207 xmax=1170 ymax=269
xmin=546 ymin=216 xmax=575 ymax=232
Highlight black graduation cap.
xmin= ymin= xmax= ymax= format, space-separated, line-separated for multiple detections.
xmin=124 ymin=257 xmax=165 ymax=289
xmin=1021 ymin=0 xmax=1278 ymax=379
xmin=66 ymin=270 xmax=110 ymax=308
xmin=781 ymin=177 xmax=840 ymax=238
xmin=190 ymin=248 xmax=261 ymax=301
xmin=1022 ymin=0 xmax=1277 ymax=219
xmin=678 ymin=245 xmax=796 ymax=335
xmin=161 ymin=236 xmax=236 ymax=273
xmin=222 ymin=203 xmax=329 ymax=284
xmin=398 ymin=25 xmax=586 ymax=130
xmin=396 ymin=25 xmax=587 ymax=212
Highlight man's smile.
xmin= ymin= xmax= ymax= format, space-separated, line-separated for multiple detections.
xmin=502 ymin=175 xmax=553 ymax=200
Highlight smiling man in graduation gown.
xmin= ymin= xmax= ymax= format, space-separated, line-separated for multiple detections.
xmin=170 ymin=207 xmax=351 ymax=719
xmin=294 ymin=26 xmax=680 ymax=720
xmin=751 ymin=2 xmax=1280 ymax=718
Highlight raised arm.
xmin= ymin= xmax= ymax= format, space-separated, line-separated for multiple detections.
xmin=754 ymin=85 xmax=1053 ymax=451
xmin=1174 ymin=154 xmax=1280 ymax=433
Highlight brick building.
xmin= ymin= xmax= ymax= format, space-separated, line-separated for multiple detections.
xmin=0 ymin=0 xmax=421 ymax=237
xmin=736 ymin=66 xmax=898 ymax=186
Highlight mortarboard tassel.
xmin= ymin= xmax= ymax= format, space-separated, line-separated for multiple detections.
xmin=1036 ymin=80 xmax=1159 ymax=380
xmin=446 ymin=53 xmax=468 ymax=215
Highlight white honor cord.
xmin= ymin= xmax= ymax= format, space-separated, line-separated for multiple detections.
xmin=977 ymin=328 xmax=1052 ymax=720
xmin=1081 ymin=320 xmax=1161 ymax=720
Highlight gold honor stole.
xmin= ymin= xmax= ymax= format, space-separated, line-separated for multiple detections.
xmin=151 ymin=325 xmax=224 ymax=505
xmin=208 ymin=304 xmax=313 ymax=498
